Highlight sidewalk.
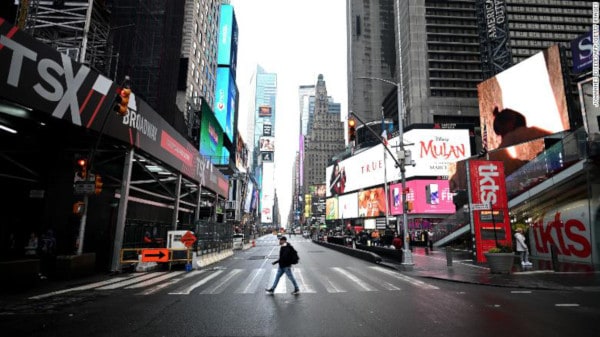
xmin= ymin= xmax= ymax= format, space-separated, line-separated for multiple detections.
xmin=379 ymin=247 xmax=600 ymax=291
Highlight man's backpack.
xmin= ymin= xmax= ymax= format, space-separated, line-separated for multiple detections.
xmin=290 ymin=246 xmax=299 ymax=264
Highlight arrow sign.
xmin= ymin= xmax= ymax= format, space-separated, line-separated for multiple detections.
xmin=180 ymin=231 xmax=197 ymax=247
xmin=141 ymin=249 xmax=169 ymax=262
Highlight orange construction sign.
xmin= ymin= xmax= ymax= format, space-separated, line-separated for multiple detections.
xmin=141 ymin=248 xmax=169 ymax=262
xmin=180 ymin=231 xmax=197 ymax=247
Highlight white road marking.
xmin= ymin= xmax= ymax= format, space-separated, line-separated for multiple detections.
xmin=126 ymin=271 xmax=185 ymax=289
xmin=138 ymin=270 xmax=206 ymax=295
xmin=236 ymin=268 xmax=266 ymax=294
xmin=333 ymin=267 xmax=376 ymax=291
xmin=294 ymin=268 xmax=316 ymax=293
xmin=96 ymin=272 xmax=167 ymax=290
xmin=555 ymin=304 xmax=580 ymax=307
xmin=29 ymin=274 xmax=139 ymax=299
xmin=201 ymin=269 xmax=242 ymax=294
xmin=169 ymin=270 xmax=223 ymax=295
xmin=370 ymin=266 xmax=440 ymax=290
xmin=511 ymin=291 xmax=532 ymax=294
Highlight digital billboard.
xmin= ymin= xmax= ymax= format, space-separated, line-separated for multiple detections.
xmin=478 ymin=45 xmax=570 ymax=152
xmin=258 ymin=105 xmax=272 ymax=117
xmin=326 ymin=129 xmax=470 ymax=197
xmin=571 ymin=30 xmax=595 ymax=73
xmin=261 ymin=162 xmax=275 ymax=224
xmin=235 ymin=133 xmax=248 ymax=171
xmin=217 ymin=4 xmax=238 ymax=77
xmin=389 ymin=179 xmax=455 ymax=215
xmin=214 ymin=67 xmax=237 ymax=142
xmin=199 ymin=103 xmax=224 ymax=162
xmin=357 ymin=187 xmax=386 ymax=218
xmin=338 ymin=192 xmax=358 ymax=219
xmin=326 ymin=197 xmax=338 ymax=220
xmin=259 ymin=136 xmax=275 ymax=152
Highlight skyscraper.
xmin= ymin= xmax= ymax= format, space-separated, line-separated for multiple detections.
xmin=302 ymin=75 xmax=345 ymax=189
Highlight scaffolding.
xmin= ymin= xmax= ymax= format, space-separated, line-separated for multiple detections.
xmin=17 ymin=0 xmax=113 ymax=77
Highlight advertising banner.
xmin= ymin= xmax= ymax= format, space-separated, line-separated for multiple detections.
xmin=468 ymin=160 xmax=512 ymax=263
xmin=357 ymin=187 xmax=386 ymax=218
xmin=261 ymin=151 xmax=273 ymax=162
xmin=326 ymin=197 xmax=338 ymax=220
xmin=0 ymin=19 xmax=227 ymax=195
xmin=326 ymin=129 xmax=470 ymax=197
xmin=199 ymin=101 xmax=224 ymax=162
xmin=570 ymin=30 xmax=594 ymax=73
xmin=389 ymin=179 xmax=455 ymax=215
xmin=338 ymin=193 xmax=358 ymax=219
xmin=530 ymin=199 xmax=593 ymax=264
xmin=478 ymin=45 xmax=570 ymax=152
xmin=258 ymin=105 xmax=272 ymax=117
xmin=214 ymin=67 xmax=236 ymax=142
xmin=217 ymin=4 xmax=238 ymax=77
xmin=263 ymin=123 xmax=272 ymax=136
xmin=259 ymin=136 xmax=275 ymax=152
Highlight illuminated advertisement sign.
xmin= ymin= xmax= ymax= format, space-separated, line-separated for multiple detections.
xmin=478 ymin=45 xmax=570 ymax=152
xmin=217 ymin=4 xmax=238 ymax=77
xmin=570 ymin=30 xmax=595 ymax=73
xmin=258 ymin=105 xmax=272 ymax=117
xmin=357 ymin=187 xmax=386 ymax=218
xmin=261 ymin=163 xmax=275 ymax=224
xmin=259 ymin=136 xmax=275 ymax=152
xmin=467 ymin=160 xmax=512 ymax=263
xmin=326 ymin=129 xmax=470 ymax=197
xmin=199 ymin=101 xmax=224 ymax=162
xmin=263 ymin=123 xmax=272 ymax=136
xmin=389 ymin=179 xmax=455 ymax=215
xmin=326 ymin=197 xmax=338 ymax=220
xmin=214 ymin=67 xmax=237 ymax=142
xmin=338 ymin=193 xmax=358 ymax=219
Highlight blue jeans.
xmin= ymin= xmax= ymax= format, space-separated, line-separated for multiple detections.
xmin=270 ymin=266 xmax=299 ymax=290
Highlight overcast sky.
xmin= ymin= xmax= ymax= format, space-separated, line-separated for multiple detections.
xmin=230 ymin=0 xmax=348 ymax=224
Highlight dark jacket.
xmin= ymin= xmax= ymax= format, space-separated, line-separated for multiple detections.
xmin=273 ymin=244 xmax=297 ymax=268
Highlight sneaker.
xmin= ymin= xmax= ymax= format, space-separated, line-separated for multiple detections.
xmin=265 ymin=288 xmax=274 ymax=293
xmin=525 ymin=261 xmax=533 ymax=266
xmin=291 ymin=289 xmax=300 ymax=295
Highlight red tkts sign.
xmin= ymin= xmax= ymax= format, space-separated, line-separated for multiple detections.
xmin=468 ymin=160 xmax=512 ymax=263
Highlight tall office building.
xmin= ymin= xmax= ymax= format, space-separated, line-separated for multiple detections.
xmin=177 ymin=0 xmax=222 ymax=145
xmin=302 ymin=75 xmax=345 ymax=189
xmin=299 ymin=85 xmax=316 ymax=137
xmin=348 ymin=0 xmax=592 ymax=132
xmin=346 ymin=0 xmax=398 ymax=124
xmin=247 ymin=66 xmax=277 ymax=225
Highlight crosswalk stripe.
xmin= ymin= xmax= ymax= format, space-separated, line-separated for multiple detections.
xmin=294 ymin=268 xmax=316 ymax=293
xmin=369 ymin=266 xmax=439 ymax=290
xmin=321 ymin=276 xmax=345 ymax=293
xmin=347 ymin=267 xmax=401 ymax=291
xmin=138 ymin=270 xmax=206 ymax=296
xmin=201 ymin=269 xmax=243 ymax=294
xmin=333 ymin=267 xmax=376 ymax=291
xmin=126 ymin=271 xmax=185 ymax=289
xmin=236 ymin=268 xmax=266 ymax=294
xmin=29 ymin=274 xmax=139 ymax=300
xmin=97 ymin=272 xmax=168 ymax=290
xmin=169 ymin=270 xmax=223 ymax=295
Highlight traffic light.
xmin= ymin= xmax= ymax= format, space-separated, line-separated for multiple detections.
xmin=94 ymin=174 xmax=103 ymax=194
xmin=76 ymin=157 xmax=88 ymax=180
xmin=348 ymin=118 xmax=356 ymax=142
xmin=113 ymin=87 xmax=131 ymax=116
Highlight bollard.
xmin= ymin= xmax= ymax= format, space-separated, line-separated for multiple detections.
xmin=550 ymin=243 xmax=559 ymax=272
xmin=446 ymin=246 xmax=453 ymax=267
